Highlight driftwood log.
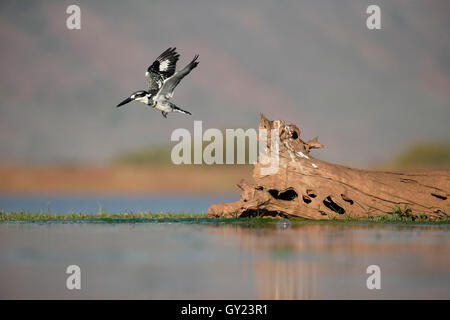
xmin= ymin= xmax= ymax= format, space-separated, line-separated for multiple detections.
xmin=208 ymin=114 xmax=449 ymax=220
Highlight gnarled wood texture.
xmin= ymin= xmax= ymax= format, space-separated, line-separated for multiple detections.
xmin=208 ymin=114 xmax=449 ymax=220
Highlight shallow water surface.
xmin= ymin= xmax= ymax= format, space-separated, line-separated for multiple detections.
xmin=0 ymin=194 xmax=238 ymax=214
xmin=0 ymin=222 xmax=449 ymax=299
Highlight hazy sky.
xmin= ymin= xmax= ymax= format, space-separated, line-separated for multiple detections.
xmin=0 ymin=0 xmax=449 ymax=166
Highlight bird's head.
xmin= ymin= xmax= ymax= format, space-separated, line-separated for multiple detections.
xmin=116 ymin=90 xmax=148 ymax=107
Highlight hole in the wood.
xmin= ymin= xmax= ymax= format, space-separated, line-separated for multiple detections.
xmin=268 ymin=189 xmax=298 ymax=201
xmin=323 ymin=196 xmax=345 ymax=215
xmin=341 ymin=194 xmax=354 ymax=205
xmin=241 ymin=209 xmax=287 ymax=218
xmin=431 ymin=193 xmax=447 ymax=200
xmin=302 ymin=195 xmax=312 ymax=204
xmin=291 ymin=131 xmax=298 ymax=139
xmin=256 ymin=186 xmax=264 ymax=190
xmin=306 ymin=189 xmax=317 ymax=198
xmin=319 ymin=211 xmax=327 ymax=216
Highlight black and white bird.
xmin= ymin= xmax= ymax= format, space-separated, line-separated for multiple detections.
xmin=117 ymin=47 xmax=199 ymax=118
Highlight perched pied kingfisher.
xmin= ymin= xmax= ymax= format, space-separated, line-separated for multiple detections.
xmin=117 ymin=47 xmax=199 ymax=118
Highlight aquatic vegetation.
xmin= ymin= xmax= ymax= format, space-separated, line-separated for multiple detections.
xmin=0 ymin=210 xmax=206 ymax=223
xmin=0 ymin=209 xmax=448 ymax=225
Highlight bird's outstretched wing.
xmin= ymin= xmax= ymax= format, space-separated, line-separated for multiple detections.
xmin=157 ymin=55 xmax=199 ymax=100
xmin=145 ymin=47 xmax=180 ymax=91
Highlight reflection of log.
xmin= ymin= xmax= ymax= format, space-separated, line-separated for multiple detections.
xmin=208 ymin=114 xmax=450 ymax=220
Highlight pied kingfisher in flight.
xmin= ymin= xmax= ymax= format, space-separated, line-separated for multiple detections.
xmin=117 ymin=47 xmax=199 ymax=118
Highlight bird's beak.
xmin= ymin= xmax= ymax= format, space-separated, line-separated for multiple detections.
xmin=117 ymin=97 xmax=133 ymax=107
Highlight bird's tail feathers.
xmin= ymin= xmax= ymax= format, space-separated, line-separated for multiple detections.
xmin=172 ymin=105 xmax=192 ymax=115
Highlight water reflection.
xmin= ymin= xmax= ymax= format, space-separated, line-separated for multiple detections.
xmin=0 ymin=222 xmax=449 ymax=299
xmin=208 ymin=223 xmax=450 ymax=299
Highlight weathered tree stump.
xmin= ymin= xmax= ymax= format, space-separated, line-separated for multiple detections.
xmin=208 ymin=114 xmax=449 ymax=220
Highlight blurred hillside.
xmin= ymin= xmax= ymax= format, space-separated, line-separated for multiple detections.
xmin=0 ymin=0 xmax=449 ymax=168
xmin=113 ymin=130 xmax=256 ymax=166
xmin=0 ymin=141 xmax=448 ymax=195
xmin=113 ymin=146 xmax=172 ymax=166
xmin=115 ymin=141 xmax=450 ymax=170
xmin=384 ymin=142 xmax=450 ymax=170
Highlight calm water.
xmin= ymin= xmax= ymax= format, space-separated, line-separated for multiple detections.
xmin=1 ymin=222 xmax=449 ymax=299
xmin=0 ymin=194 xmax=238 ymax=214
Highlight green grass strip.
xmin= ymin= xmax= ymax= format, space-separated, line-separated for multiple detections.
xmin=1 ymin=211 xmax=448 ymax=225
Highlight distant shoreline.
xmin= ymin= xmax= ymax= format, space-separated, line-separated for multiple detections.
xmin=0 ymin=165 xmax=252 ymax=195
